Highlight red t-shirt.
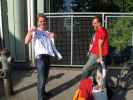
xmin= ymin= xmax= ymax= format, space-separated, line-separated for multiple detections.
xmin=90 ymin=27 xmax=109 ymax=57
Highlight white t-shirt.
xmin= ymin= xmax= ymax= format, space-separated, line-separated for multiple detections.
xmin=32 ymin=30 xmax=55 ymax=58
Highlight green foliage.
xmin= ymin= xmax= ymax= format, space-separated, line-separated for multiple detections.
xmin=113 ymin=0 xmax=133 ymax=12
xmin=50 ymin=0 xmax=133 ymax=12
xmin=109 ymin=17 xmax=133 ymax=52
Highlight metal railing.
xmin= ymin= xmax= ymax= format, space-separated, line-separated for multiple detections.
xmin=27 ymin=12 xmax=133 ymax=67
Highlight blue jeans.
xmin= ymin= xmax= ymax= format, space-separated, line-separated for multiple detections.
xmin=36 ymin=54 xmax=50 ymax=100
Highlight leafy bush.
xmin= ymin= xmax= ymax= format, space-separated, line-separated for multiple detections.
xmin=109 ymin=17 xmax=133 ymax=52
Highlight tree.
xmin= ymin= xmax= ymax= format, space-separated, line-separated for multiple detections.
xmin=113 ymin=0 xmax=133 ymax=12
xmin=109 ymin=17 xmax=133 ymax=52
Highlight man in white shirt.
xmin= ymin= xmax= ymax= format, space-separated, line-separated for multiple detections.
xmin=25 ymin=14 xmax=62 ymax=100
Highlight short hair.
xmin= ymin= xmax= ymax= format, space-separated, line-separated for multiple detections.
xmin=93 ymin=16 xmax=102 ymax=23
xmin=37 ymin=13 xmax=47 ymax=21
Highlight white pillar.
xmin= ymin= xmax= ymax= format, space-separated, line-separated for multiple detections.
xmin=0 ymin=0 xmax=4 ymax=48
xmin=27 ymin=0 xmax=35 ymax=64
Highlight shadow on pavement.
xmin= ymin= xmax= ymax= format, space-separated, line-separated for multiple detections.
xmin=13 ymin=72 xmax=64 ymax=95
xmin=47 ymin=73 xmax=64 ymax=82
xmin=47 ymin=74 xmax=81 ymax=99
xmin=110 ymin=87 xmax=127 ymax=100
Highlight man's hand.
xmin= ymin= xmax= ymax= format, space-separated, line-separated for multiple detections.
xmin=25 ymin=26 xmax=36 ymax=44
xmin=28 ymin=26 xmax=36 ymax=33
xmin=89 ymin=44 xmax=92 ymax=52
xmin=48 ymin=32 xmax=54 ymax=39
xmin=97 ymin=57 xmax=103 ymax=64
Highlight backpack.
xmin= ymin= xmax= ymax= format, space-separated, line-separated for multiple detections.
xmin=73 ymin=89 xmax=86 ymax=100
xmin=73 ymin=78 xmax=93 ymax=100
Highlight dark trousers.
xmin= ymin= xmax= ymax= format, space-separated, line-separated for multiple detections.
xmin=36 ymin=54 xmax=50 ymax=100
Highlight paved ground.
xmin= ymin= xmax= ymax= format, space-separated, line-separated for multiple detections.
xmin=0 ymin=68 xmax=81 ymax=100
xmin=0 ymin=67 xmax=133 ymax=100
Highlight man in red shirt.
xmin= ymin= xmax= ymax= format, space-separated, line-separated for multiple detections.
xmin=81 ymin=16 xmax=109 ymax=79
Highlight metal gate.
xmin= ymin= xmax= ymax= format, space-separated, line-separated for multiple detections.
xmin=0 ymin=11 xmax=133 ymax=66
xmin=38 ymin=12 xmax=133 ymax=67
